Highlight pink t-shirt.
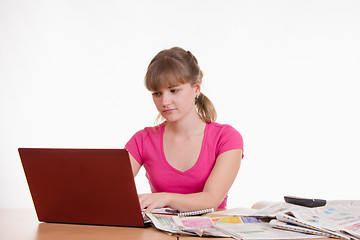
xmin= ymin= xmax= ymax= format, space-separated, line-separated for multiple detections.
xmin=125 ymin=121 xmax=243 ymax=209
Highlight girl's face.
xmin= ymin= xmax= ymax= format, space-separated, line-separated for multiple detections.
xmin=152 ymin=82 xmax=200 ymax=123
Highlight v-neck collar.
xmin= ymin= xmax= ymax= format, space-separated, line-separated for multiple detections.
xmin=159 ymin=122 xmax=209 ymax=174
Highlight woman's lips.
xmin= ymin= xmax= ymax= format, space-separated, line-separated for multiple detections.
xmin=163 ymin=109 xmax=175 ymax=114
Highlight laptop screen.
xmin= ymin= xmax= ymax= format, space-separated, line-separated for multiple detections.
xmin=19 ymin=148 xmax=145 ymax=227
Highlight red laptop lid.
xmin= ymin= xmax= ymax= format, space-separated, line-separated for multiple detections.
xmin=19 ymin=148 xmax=145 ymax=227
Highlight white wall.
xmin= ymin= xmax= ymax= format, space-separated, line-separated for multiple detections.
xmin=1 ymin=0 xmax=359 ymax=209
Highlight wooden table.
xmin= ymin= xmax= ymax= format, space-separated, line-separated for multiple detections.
xmin=0 ymin=209 xmax=330 ymax=240
xmin=0 ymin=209 xmax=176 ymax=240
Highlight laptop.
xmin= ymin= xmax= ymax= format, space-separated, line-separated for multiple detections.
xmin=18 ymin=148 xmax=149 ymax=227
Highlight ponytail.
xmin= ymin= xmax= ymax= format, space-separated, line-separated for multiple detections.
xmin=196 ymin=92 xmax=217 ymax=123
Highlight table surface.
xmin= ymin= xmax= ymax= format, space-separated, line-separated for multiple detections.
xmin=0 ymin=209 xmax=228 ymax=240
xmin=0 ymin=209 xmax=330 ymax=240
xmin=0 ymin=209 xmax=179 ymax=240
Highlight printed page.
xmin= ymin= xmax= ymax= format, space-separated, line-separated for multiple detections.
xmin=210 ymin=202 xmax=304 ymax=218
xmin=341 ymin=223 xmax=360 ymax=239
xmin=172 ymin=216 xmax=229 ymax=237
xmin=209 ymin=207 xmax=258 ymax=216
xmin=214 ymin=222 xmax=322 ymax=240
xmin=270 ymin=219 xmax=342 ymax=239
xmin=290 ymin=205 xmax=360 ymax=239
xmin=146 ymin=213 xmax=229 ymax=237
xmin=327 ymin=200 xmax=360 ymax=209
xmin=146 ymin=213 xmax=194 ymax=235
xmin=252 ymin=201 xmax=279 ymax=209
xmin=251 ymin=202 xmax=304 ymax=217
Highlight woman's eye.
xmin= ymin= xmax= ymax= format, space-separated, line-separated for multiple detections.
xmin=171 ymin=89 xmax=179 ymax=93
xmin=152 ymin=92 xmax=161 ymax=96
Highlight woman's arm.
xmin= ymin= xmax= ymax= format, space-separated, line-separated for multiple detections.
xmin=139 ymin=148 xmax=243 ymax=213
xmin=128 ymin=152 xmax=142 ymax=177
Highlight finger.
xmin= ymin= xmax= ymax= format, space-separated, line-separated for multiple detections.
xmin=138 ymin=194 xmax=149 ymax=204
xmin=144 ymin=199 xmax=165 ymax=214
xmin=144 ymin=203 xmax=156 ymax=213
xmin=139 ymin=196 xmax=152 ymax=210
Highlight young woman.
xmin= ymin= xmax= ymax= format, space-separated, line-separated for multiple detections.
xmin=125 ymin=47 xmax=243 ymax=213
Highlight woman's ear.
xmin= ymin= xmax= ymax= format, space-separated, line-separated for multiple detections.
xmin=193 ymin=79 xmax=201 ymax=96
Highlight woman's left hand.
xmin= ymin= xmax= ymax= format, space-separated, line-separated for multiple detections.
xmin=138 ymin=193 xmax=172 ymax=213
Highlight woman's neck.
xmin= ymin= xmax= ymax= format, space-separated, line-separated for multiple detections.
xmin=165 ymin=115 xmax=206 ymax=136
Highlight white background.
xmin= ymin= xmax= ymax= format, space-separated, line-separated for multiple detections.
xmin=1 ymin=0 xmax=359 ymax=209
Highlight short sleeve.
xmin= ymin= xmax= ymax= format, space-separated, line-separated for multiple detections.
xmin=217 ymin=125 xmax=244 ymax=158
xmin=125 ymin=130 xmax=146 ymax=166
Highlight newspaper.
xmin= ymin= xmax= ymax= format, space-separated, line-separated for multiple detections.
xmin=147 ymin=200 xmax=360 ymax=239
xmin=147 ymin=213 xmax=324 ymax=239
xmin=214 ymin=222 xmax=323 ymax=240
xmin=250 ymin=202 xmax=304 ymax=218
xmin=209 ymin=200 xmax=360 ymax=239
xmin=212 ymin=200 xmax=360 ymax=218
xmin=146 ymin=213 xmax=230 ymax=237
xmin=211 ymin=201 xmax=306 ymax=219
xmin=287 ymin=203 xmax=360 ymax=239
xmin=146 ymin=213 xmax=268 ymax=237
xmin=269 ymin=219 xmax=343 ymax=239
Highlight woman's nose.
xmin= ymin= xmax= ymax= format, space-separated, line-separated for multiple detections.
xmin=161 ymin=92 xmax=171 ymax=106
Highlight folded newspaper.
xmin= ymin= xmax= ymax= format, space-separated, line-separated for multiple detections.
xmin=146 ymin=213 xmax=263 ymax=237
xmin=146 ymin=200 xmax=360 ymax=239
xmin=146 ymin=213 xmax=326 ymax=239
xmin=213 ymin=222 xmax=324 ymax=240
xmin=272 ymin=202 xmax=360 ymax=240
xmin=146 ymin=213 xmax=228 ymax=237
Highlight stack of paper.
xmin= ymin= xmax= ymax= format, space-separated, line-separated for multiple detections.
xmin=213 ymin=222 xmax=324 ymax=240
xmin=146 ymin=200 xmax=360 ymax=239
xmin=270 ymin=203 xmax=360 ymax=240
xmin=146 ymin=213 xmax=264 ymax=237
xmin=147 ymin=213 xmax=325 ymax=239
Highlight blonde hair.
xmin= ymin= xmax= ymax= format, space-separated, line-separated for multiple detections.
xmin=145 ymin=47 xmax=217 ymax=123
